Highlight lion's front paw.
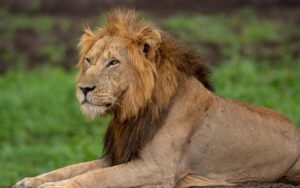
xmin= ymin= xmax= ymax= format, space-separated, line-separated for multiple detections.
xmin=14 ymin=177 xmax=46 ymax=188
xmin=37 ymin=180 xmax=81 ymax=188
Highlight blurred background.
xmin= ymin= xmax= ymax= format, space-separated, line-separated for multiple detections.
xmin=0 ymin=0 xmax=300 ymax=187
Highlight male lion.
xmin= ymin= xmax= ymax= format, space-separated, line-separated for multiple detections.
xmin=15 ymin=9 xmax=300 ymax=188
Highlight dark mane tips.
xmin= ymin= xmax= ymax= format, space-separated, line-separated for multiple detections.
xmin=160 ymin=36 xmax=214 ymax=91
xmin=180 ymin=49 xmax=214 ymax=91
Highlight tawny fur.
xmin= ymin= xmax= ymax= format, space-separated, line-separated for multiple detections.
xmin=14 ymin=9 xmax=300 ymax=188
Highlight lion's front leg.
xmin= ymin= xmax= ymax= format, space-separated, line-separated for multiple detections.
xmin=14 ymin=158 xmax=110 ymax=188
xmin=37 ymin=179 xmax=82 ymax=188
xmin=37 ymin=159 xmax=175 ymax=188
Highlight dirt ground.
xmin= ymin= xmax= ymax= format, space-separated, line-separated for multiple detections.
xmin=202 ymin=182 xmax=299 ymax=188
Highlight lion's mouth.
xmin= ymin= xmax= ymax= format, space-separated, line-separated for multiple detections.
xmin=104 ymin=103 xmax=112 ymax=107
xmin=81 ymin=100 xmax=112 ymax=108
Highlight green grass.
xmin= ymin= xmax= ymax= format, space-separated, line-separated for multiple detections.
xmin=1 ymin=62 xmax=300 ymax=187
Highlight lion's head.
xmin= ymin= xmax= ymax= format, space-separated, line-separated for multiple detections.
xmin=76 ymin=9 xmax=212 ymax=121
xmin=76 ymin=10 xmax=164 ymax=120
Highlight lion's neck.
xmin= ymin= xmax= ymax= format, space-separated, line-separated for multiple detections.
xmin=103 ymin=99 xmax=173 ymax=165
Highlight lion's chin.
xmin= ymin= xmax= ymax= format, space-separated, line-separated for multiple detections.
xmin=80 ymin=103 xmax=107 ymax=119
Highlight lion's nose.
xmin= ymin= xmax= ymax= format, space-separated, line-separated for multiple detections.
xmin=79 ymin=86 xmax=96 ymax=96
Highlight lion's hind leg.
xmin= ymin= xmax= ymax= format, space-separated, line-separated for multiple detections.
xmin=175 ymin=174 xmax=234 ymax=188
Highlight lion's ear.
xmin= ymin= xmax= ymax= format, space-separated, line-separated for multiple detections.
xmin=136 ymin=27 xmax=161 ymax=60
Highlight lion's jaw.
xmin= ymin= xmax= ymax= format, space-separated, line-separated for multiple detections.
xmin=80 ymin=103 xmax=107 ymax=119
xmin=76 ymin=75 xmax=127 ymax=119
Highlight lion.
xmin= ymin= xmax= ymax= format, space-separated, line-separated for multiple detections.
xmin=14 ymin=9 xmax=300 ymax=188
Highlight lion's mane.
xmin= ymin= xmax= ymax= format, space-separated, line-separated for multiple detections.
xmin=78 ymin=9 xmax=213 ymax=165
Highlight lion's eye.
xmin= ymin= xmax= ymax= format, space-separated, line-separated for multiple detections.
xmin=106 ymin=60 xmax=120 ymax=68
xmin=85 ymin=57 xmax=92 ymax=65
